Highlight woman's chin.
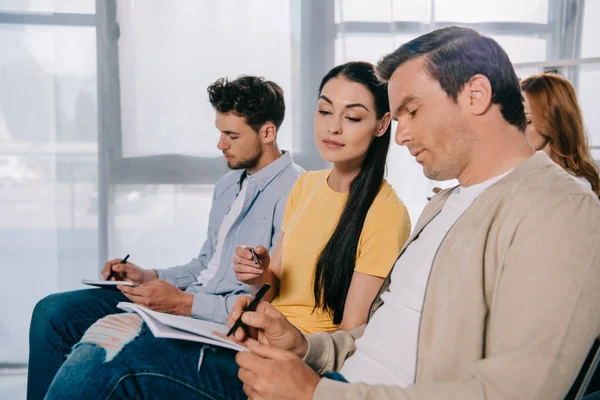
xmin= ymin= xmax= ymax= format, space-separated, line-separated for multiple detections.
xmin=317 ymin=148 xmax=347 ymax=164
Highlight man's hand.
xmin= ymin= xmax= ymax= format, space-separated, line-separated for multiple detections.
xmin=227 ymin=296 xmax=308 ymax=358
xmin=233 ymin=245 xmax=271 ymax=286
xmin=118 ymin=280 xmax=194 ymax=316
xmin=102 ymin=258 xmax=158 ymax=285
xmin=236 ymin=343 xmax=320 ymax=400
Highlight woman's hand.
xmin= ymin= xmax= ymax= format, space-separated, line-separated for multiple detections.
xmin=233 ymin=245 xmax=271 ymax=286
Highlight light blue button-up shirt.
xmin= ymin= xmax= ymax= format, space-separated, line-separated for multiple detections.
xmin=156 ymin=151 xmax=304 ymax=324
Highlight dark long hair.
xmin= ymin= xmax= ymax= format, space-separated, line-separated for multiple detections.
xmin=313 ymin=61 xmax=392 ymax=324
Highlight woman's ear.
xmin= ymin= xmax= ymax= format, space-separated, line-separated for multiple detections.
xmin=375 ymin=112 xmax=391 ymax=137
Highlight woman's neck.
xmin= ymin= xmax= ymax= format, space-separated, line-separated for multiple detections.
xmin=541 ymin=141 xmax=552 ymax=158
xmin=328 ymin=164 xmax=361 ymax=193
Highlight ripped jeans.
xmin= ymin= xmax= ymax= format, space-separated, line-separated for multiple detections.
xmin=44 ymin=314 xmax=245 ymax=400
xmin=28 ymin=289 xmax=129 ymax=400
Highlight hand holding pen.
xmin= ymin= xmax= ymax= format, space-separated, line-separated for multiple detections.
xmin=225 ymin=291 xmax=309 ymax=359
xmin=233 ymin=245 xmax=271 ymax=286
xmin=227 ymin=283 xmax=271 ymax=337
xmin=101 ymin=255 xmax=159 ymax=285
xmin=106 ymin=254 xmax=129 ymax=281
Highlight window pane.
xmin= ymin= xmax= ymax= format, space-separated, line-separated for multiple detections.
xmin=514 ymin=66 xmax=541 ymax=81
xmin=493 ymin=35 xmax=547 ymax=64
xmin=394 ymin=33 xmax=423 ymax=47
xmin=336 ymin=1 xmax=550 ymax=65
xmin=110 ymin=184 xmax=213 ymax=270
xmin=336 ymin=32 xmax=546 ymax=67
xmin=577 ymin=63 xmax=600 ymax=146
xmin=335 ymin=35 xmax=395 ymax=65
xmin=392 ymin=0 xmax=432 ymax=23
xmin=434 ymin=0 xmax=548 ymax=23
xmin=336 ymin=0 xmax=394 ymax=23
xmin=0 ymin=375 xmax=26 ymax=399
xmin=335 ymin=0 xmax=431 ymax=23
xmin=0 ymin=24 xmax=97 ymax=363
xmin=0 ymin=0 xmax=95 ymax=14
xmin=335 ymin=33 xmax=431 ymax=65
xmin=581 ymin=0 xmax=600 ymax=58
xmin=118 ymin=0 xmax=294 ymax=159
xmin=338 ymin=0 xmax=550 ymax=24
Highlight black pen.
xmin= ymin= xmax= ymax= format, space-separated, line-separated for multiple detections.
xmin=106 ymin=254 xmax=130 ymax=281
xmin=227 ymin=283 xmax=271 ymax=337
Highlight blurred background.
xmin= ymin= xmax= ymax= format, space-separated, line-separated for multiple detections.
xmin=0 ymin=0 xmax=598 ymax=398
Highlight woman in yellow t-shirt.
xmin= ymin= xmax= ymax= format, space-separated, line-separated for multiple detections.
xmin=233 ymin=61 xmax=411 ymax=334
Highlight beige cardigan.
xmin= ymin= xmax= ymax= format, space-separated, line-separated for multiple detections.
xmin=305 ymin=152 xmax=600 ymax=399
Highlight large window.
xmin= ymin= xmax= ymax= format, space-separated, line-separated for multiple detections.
xmin=0 ymin=1 xmax=97 ymax=368
xmin=117 ymin=1 xmax=294 ymax=159
xmin=98 ymin=0 xmax=332 ymax=270
xmin=335 ymin=0 xmax=599 ymax=222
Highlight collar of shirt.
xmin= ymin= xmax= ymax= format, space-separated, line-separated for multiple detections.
xmin=234 ymin=150 xmax=294 ymax=193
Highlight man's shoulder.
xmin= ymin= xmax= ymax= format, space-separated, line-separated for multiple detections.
xmin=469 ymin=163 xmax=600 ymax=237
xmin=214 ymin=169 xmax=244 ymax=189
xmin=260 ymin=162 xmax=305 ymax=200
xmin=423 ymin=161 xmax=599 ymax=228
xmin=278 ymin=161 xmax=306 ymax=183
xmin=501 ymin=161 xmax=598 ymax=208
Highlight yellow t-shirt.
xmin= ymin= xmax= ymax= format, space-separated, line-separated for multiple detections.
xmin=271 ymin=170 xmax=411 ymax=334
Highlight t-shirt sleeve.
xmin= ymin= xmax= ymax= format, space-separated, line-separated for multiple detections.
xmin=354 ymin=197 xmax=411 ymax=278
xmin=282 ymin=172 xmax=307 ymax=233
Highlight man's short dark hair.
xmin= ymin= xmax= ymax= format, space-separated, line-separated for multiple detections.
xmin=376 ymin=26 xmax=526 ymax=132
xmin=207 ymin=76 xmax=285 ymax=132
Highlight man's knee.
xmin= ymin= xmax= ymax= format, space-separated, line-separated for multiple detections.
xmin=30 ymin=292 xmax=74 ymax=335
xmin=78 ymin=314 xmax=144 ymax=362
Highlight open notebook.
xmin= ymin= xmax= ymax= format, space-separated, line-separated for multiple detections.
xmin=117 ymin=302 xmax=247 ymax=352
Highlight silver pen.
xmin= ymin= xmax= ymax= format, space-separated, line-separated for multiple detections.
xmin=249 ymin=247 xmax=258 ymax=264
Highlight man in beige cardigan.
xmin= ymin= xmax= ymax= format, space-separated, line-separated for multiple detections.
xmin=229 ymin=26 xmax=600 ymax=399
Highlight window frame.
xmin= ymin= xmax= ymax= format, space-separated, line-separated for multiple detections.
xmin=95 ymin=0 xmax=336 ymax=261
xmin=335 ymin=0 xmax=597 ymax=158
xmin=96 ymin=0 xmax=335 ymax=186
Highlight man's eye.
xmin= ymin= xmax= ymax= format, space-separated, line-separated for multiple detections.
xmin=409 ymin=109 xmax=418 ymax=118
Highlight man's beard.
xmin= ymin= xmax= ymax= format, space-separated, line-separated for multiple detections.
xmin=227 ymin=146 xmax=263 ymax=171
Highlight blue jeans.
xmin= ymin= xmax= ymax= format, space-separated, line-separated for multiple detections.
xmin=28 ymin=289 xmax=128 ymax=400
xmin=44 ymin=322 xmax=245 ymax=400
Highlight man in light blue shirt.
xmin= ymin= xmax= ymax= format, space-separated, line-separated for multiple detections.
xmin=27 ymin=76 xmax=304 ymax=400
